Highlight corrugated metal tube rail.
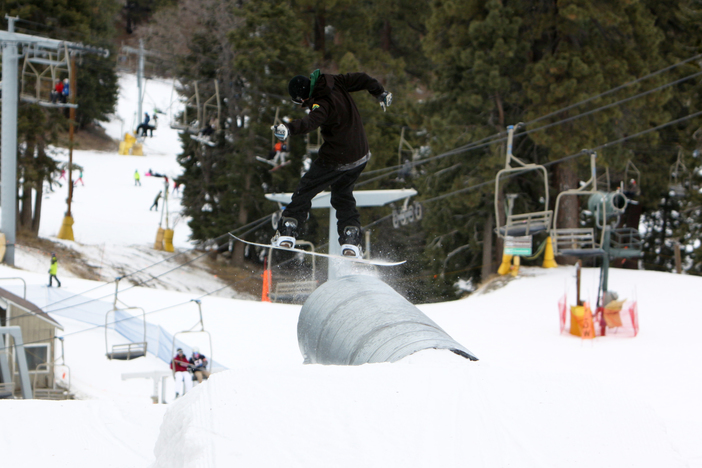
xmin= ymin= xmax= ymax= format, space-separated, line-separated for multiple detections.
xmin=298 ymin=275 xmax=478 ymax=365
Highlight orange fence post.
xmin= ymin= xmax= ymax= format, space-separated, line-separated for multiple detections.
xmin=261 ymin=258 xmax=271 ymax=302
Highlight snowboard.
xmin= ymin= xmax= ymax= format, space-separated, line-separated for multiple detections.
xmin=229 ymin=233 xmax=406 ymax=266
xmin=191 ymin=135 xmax=216 ymax=147
xmin=268 ymin=160 xmax=292 ymax=172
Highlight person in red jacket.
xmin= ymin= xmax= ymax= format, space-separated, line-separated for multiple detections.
xmin=170 ymin=348 xmax=192 ymax=398
xmin=272 ymin=70 xmax=392 ymax=258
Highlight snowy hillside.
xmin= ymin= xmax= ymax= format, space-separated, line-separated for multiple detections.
xmin=0 ymin=74 xmax=700 ymax=468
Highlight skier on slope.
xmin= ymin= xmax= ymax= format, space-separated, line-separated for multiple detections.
xmin=271 ymin=70 xmax=392 ymax=257
xmin=48 ymin=253 xmax=61 ymax=287
xmin=150 ymin=190 xmax=162 ymax=211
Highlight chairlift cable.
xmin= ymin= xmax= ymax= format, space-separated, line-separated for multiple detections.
xmin=360 ymin=56 xmax=702 ymax=181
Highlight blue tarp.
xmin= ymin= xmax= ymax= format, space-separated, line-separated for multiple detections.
xmin=9 ymin=285 xmax=224 ymax=369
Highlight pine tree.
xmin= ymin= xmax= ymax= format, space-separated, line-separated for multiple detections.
xmin=146 ymin=0 xmax=314 ymax=260
xmin=0 ymin=0 xmax=119 ymax=235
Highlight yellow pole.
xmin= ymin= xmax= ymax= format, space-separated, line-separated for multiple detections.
xmin=57 ymin=55 xmax=76 ymax=241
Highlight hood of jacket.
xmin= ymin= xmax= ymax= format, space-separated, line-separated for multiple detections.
xmin=307 ymin=72 xmax=333 ymax=104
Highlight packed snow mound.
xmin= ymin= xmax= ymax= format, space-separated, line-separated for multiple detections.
xmin=1 ymin=399 xmax=166 ymax=468
xmin=151 ymin=350 xmax=683 ymax=468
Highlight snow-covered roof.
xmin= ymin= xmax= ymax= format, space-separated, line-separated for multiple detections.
xmin=0 ymin=287 xmax=63 ymax=330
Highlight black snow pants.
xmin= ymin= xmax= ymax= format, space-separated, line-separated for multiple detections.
xmin=282 ymin=159 xmax=367 ymax=237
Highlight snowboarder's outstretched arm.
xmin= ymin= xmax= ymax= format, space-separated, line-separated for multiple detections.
xmin=338 ymin=73 xmax=392 ymax=111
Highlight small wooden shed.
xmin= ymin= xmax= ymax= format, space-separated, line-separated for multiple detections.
xmin=0 ymin=287 xmax=63 ymax=391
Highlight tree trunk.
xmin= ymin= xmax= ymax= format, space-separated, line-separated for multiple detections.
xmin=313 ymin=9 xmax=325 ymax=54
xmin=554 ymin=159 xmax=580 ymax=264
xmin=233 ymin=125 xmax=255 ymax=262
xmin=492 ymin=98 xmax=506 ymax=269
xmin=20 ymin=184 xmax=33 ymax=230
xmin=19 ymin=143 xmax=35 ymax=230
xmin=32 ymin=178 xmax=43 ymax=235
xmin=381 ymin=19 xmax=392 ymax=51
xmin=481 ymin=210 xmax=495 ymax=279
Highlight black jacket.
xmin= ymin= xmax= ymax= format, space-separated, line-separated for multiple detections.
xmin=286 ymin=73 xmax=385 ymax=167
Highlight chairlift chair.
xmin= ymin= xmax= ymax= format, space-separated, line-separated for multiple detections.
xmin=267 ymin=240 xmax=318 ymax=303
xmin=669 ymin=148 xmax=690 ymax=197
xmin=306 ymin=128 xmax=323 ymax=155
xmin=550 ymin=151 xmax=636 ymax=257
xmin=32 ymin=337 xmax=71 ymax=400
xmin=20 ymin=43 xmax=78 ymax=109
xmin=169 ymin=300 xmax=213 ymax=376
xmin=494 ymin=124 xmax=553 ymax=237
xmin=105 ymin=307 xmax=148 ymax=360
xmin=170 ymin=81 xmax=201 ymax=133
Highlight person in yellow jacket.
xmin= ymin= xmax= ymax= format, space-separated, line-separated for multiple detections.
xmin=134 ymin=169 xmax=141 ymax=186
xmin=48 ymin=253 xmax=61 ymax=288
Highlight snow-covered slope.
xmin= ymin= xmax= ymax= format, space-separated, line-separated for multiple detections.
xmin=0 ymin=74 xmax=700 ymax=468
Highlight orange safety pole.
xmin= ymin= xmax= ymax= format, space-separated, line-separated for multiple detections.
xmin=261 ymin=258 xmax=271 ymax=302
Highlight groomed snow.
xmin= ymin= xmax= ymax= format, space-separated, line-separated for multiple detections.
xmin=0 ymin=74 xmax=700 ymax=468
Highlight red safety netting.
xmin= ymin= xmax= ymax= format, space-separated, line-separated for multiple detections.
xmin=558 ymin=295 xmax=639 ymax=338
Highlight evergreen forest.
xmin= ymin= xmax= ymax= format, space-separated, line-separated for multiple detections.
xmin=2 ymin=0 xmax=702 ymax=302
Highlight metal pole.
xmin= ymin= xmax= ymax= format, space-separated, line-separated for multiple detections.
xmin=57 ymin=55 xmax=76 ymax=240
xmin=328 ymin=207 xmax=340 ymax=280
xmin=1 ymin=18 xmax=19 ymax=266
xmin=67 ymin=55 xmax=76 ymax=216
xmin=137 ymin=39 xmax=144 ymax=128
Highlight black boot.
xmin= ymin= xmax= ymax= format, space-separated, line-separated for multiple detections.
xmin=339 ymin=226 xmax=362 ymax=257
xmin=273 ymin=217 xmax=298 ymax=248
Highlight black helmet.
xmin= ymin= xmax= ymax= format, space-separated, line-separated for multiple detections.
xmin=288 ymin=75 xmax=310 ymax=104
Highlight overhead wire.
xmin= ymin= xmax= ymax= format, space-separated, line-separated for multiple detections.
xmin=4 ymin=214 xmax=273 ymax=325
xmin=360 ymin=53 xmax=702 ymax=182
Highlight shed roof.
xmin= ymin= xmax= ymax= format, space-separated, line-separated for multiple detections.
xmin=0 ymin=287 xmax=63 ymax=330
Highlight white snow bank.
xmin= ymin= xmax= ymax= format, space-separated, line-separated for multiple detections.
xmin=0 ymin=399 xmax=166 ymax=468
xmin=151 ymin=350 xmax=683 ymax=468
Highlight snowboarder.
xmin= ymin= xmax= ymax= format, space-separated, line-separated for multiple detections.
xmin=271 ymin=70 xmax=392 ymax=257
xmin=48 ymin=253 xmax=61 ymax=288
xmin=134 ymin=170 xmax=141 ymax=186
xmin=189 ymin=348 xmax=210 ymax=383
xmin=173 ymin=181 xmax=180 ymax=195
xmin=150 ymin=191 xmax=162 ymax=211
xmin=170 ymin=348 xmax=193 ymax=398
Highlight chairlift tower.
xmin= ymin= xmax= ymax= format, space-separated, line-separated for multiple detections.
xmin=550 ymin=151 xmax=643 ymax=313
xmin=121 ymin=40 xmax=161 ymax=129
xmin=0 ymin=16 xmax=108 ymax=265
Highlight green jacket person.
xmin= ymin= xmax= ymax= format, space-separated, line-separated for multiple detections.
xmin=48 ymin=253 xmax=61 ymax=288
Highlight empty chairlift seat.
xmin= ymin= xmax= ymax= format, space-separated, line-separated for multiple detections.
xmin=494 ymin=124 xmax=553 ymax=238
xmin=105 ymin=307 xmax=148 ymax=360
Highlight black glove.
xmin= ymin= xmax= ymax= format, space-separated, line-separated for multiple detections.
xmin=377 ymin=92 xmax=392 ymax=112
